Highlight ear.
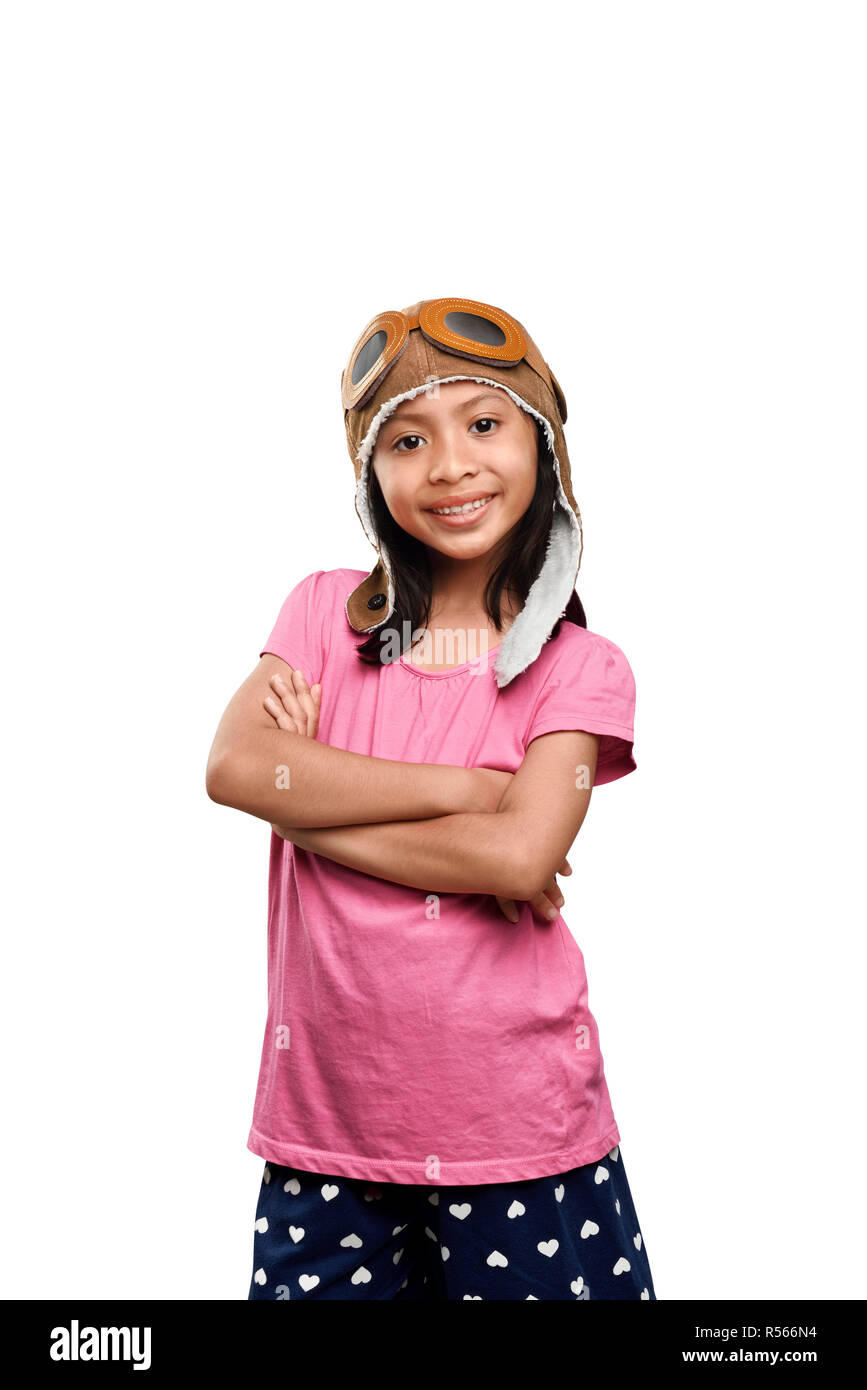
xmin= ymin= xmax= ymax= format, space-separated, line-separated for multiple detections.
xmin=545 ymin=362 xmax=568 ymax=424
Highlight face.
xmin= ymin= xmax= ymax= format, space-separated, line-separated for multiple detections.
xmin=371 ymin=380 xmax=539 ymax=566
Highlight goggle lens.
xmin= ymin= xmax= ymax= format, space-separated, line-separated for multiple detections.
xmin=350 ymin=329 xmax=388 ymax=388
xmin=442 ymin=310 xmax=507 ymax=348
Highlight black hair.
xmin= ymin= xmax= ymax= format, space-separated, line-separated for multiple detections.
xmin=353 ymin=416 xmax=586 ymax=668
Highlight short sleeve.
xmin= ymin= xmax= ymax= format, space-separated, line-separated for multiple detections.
xmin=524 ymin=632 xmax=637 ymax=785
xmin=259 ymin=570 xmax=328 ymax=686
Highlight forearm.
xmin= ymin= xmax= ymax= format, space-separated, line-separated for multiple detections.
xmin=208 ymin=726 xmax=481 ymax=829
xmin=280 ymin=810 xmax=532 ymax=899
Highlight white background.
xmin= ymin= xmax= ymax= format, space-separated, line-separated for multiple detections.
xmin=2 ymin=1 xmax=864 ymax=1301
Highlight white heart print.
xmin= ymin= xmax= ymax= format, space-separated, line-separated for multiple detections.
xmin=252 ymin=1156 xmax=643 ymax=1295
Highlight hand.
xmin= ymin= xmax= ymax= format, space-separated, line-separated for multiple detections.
xmin=263 ymin=667 xmax=322 ymax=738
xmin=495 ymin=857 xmax=572 ymax=925
xmin=265 ymin=667 xmax=321 ymax=843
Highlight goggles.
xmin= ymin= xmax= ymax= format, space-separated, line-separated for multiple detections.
xmin=341 ymin=297 xmax=561 ymax=414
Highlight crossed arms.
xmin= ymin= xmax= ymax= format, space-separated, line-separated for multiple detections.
xmin=205 ymin=653 xmax=599 ymax=905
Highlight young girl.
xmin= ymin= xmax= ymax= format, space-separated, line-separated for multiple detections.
xmin=206 ymin=297 xmax=657 ymax=1301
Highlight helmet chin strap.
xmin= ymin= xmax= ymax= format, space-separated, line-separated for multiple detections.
xmin=352 ymin=376 xmax=583 ymax=689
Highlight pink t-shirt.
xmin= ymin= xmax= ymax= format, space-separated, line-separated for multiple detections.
xmin=247 ymin=567 xmax=638 ymax=1185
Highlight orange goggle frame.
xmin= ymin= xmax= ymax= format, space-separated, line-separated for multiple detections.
xmin=341 ymin=297 xmax=565 ymax=416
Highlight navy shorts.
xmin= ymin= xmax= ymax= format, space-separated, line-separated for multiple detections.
xmin=248 ymin=1144 xmax=656 ymax=1301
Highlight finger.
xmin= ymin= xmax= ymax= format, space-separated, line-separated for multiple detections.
xmin=495 ymin=896 xmax=520 ymax=924
xmin=263 ymin=695 xmax=300 ymax=732
xmin=546 ymin=879 xmax=565 ymax=909
xmin=537 ymin=872 xmax=565 ymax=909
xmin=307 ymin=680 xmax=322 ymax=738
xmin=268 ymin=673 xmax=308 ymax=736
xmin=531 ymin=889 xmax=560 ymax=923
xmin=292 ymin=670 xmax=321 ymax=738
xmin=270 ymin=671 xmax=303 ymax=710
xmin=279 ymin=669 xmax=319 ymax=738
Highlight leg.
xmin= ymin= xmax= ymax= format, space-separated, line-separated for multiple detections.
xmin=247 ymin=1161 xmax=427 ymax=1300
xmin=424 ymin=1145 xmax=657 ymax=1301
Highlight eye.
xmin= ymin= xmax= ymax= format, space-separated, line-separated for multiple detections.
xmin=391 ymin=417 xmax=499 ymax=451
xmin=393 ymin=434 xmax=424 ymax=453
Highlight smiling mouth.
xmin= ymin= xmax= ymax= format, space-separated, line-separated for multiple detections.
xmin=426 ymin=493 xmax=497 ymax=523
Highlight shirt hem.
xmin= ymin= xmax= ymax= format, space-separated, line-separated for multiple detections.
xmin=246 ymin=1121 xmax=622 ymax=1186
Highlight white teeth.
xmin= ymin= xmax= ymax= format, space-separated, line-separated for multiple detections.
xmin=431 ymin=495 xmax=494 ymax=516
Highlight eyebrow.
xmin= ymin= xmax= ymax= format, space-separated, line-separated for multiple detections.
xmin=380 ymin=390 xmax=505 ymax=431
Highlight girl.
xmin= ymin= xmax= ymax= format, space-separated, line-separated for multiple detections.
xmin=206 ymin=297 xmax=657 ymax=1301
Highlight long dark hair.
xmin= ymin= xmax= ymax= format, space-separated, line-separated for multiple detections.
xmin=354 ymin=417 xmax=587 ymax=667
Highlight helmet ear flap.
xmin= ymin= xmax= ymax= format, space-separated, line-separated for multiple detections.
xmin=545 ymin=362 xmax=568 ymax=424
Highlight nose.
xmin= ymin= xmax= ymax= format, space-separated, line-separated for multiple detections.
xmin=426 ymin=425 xmax=480 ymax=483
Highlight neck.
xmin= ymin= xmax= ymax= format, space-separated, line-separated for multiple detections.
xmin=426 ymin=543 xmax=521 ymax=620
